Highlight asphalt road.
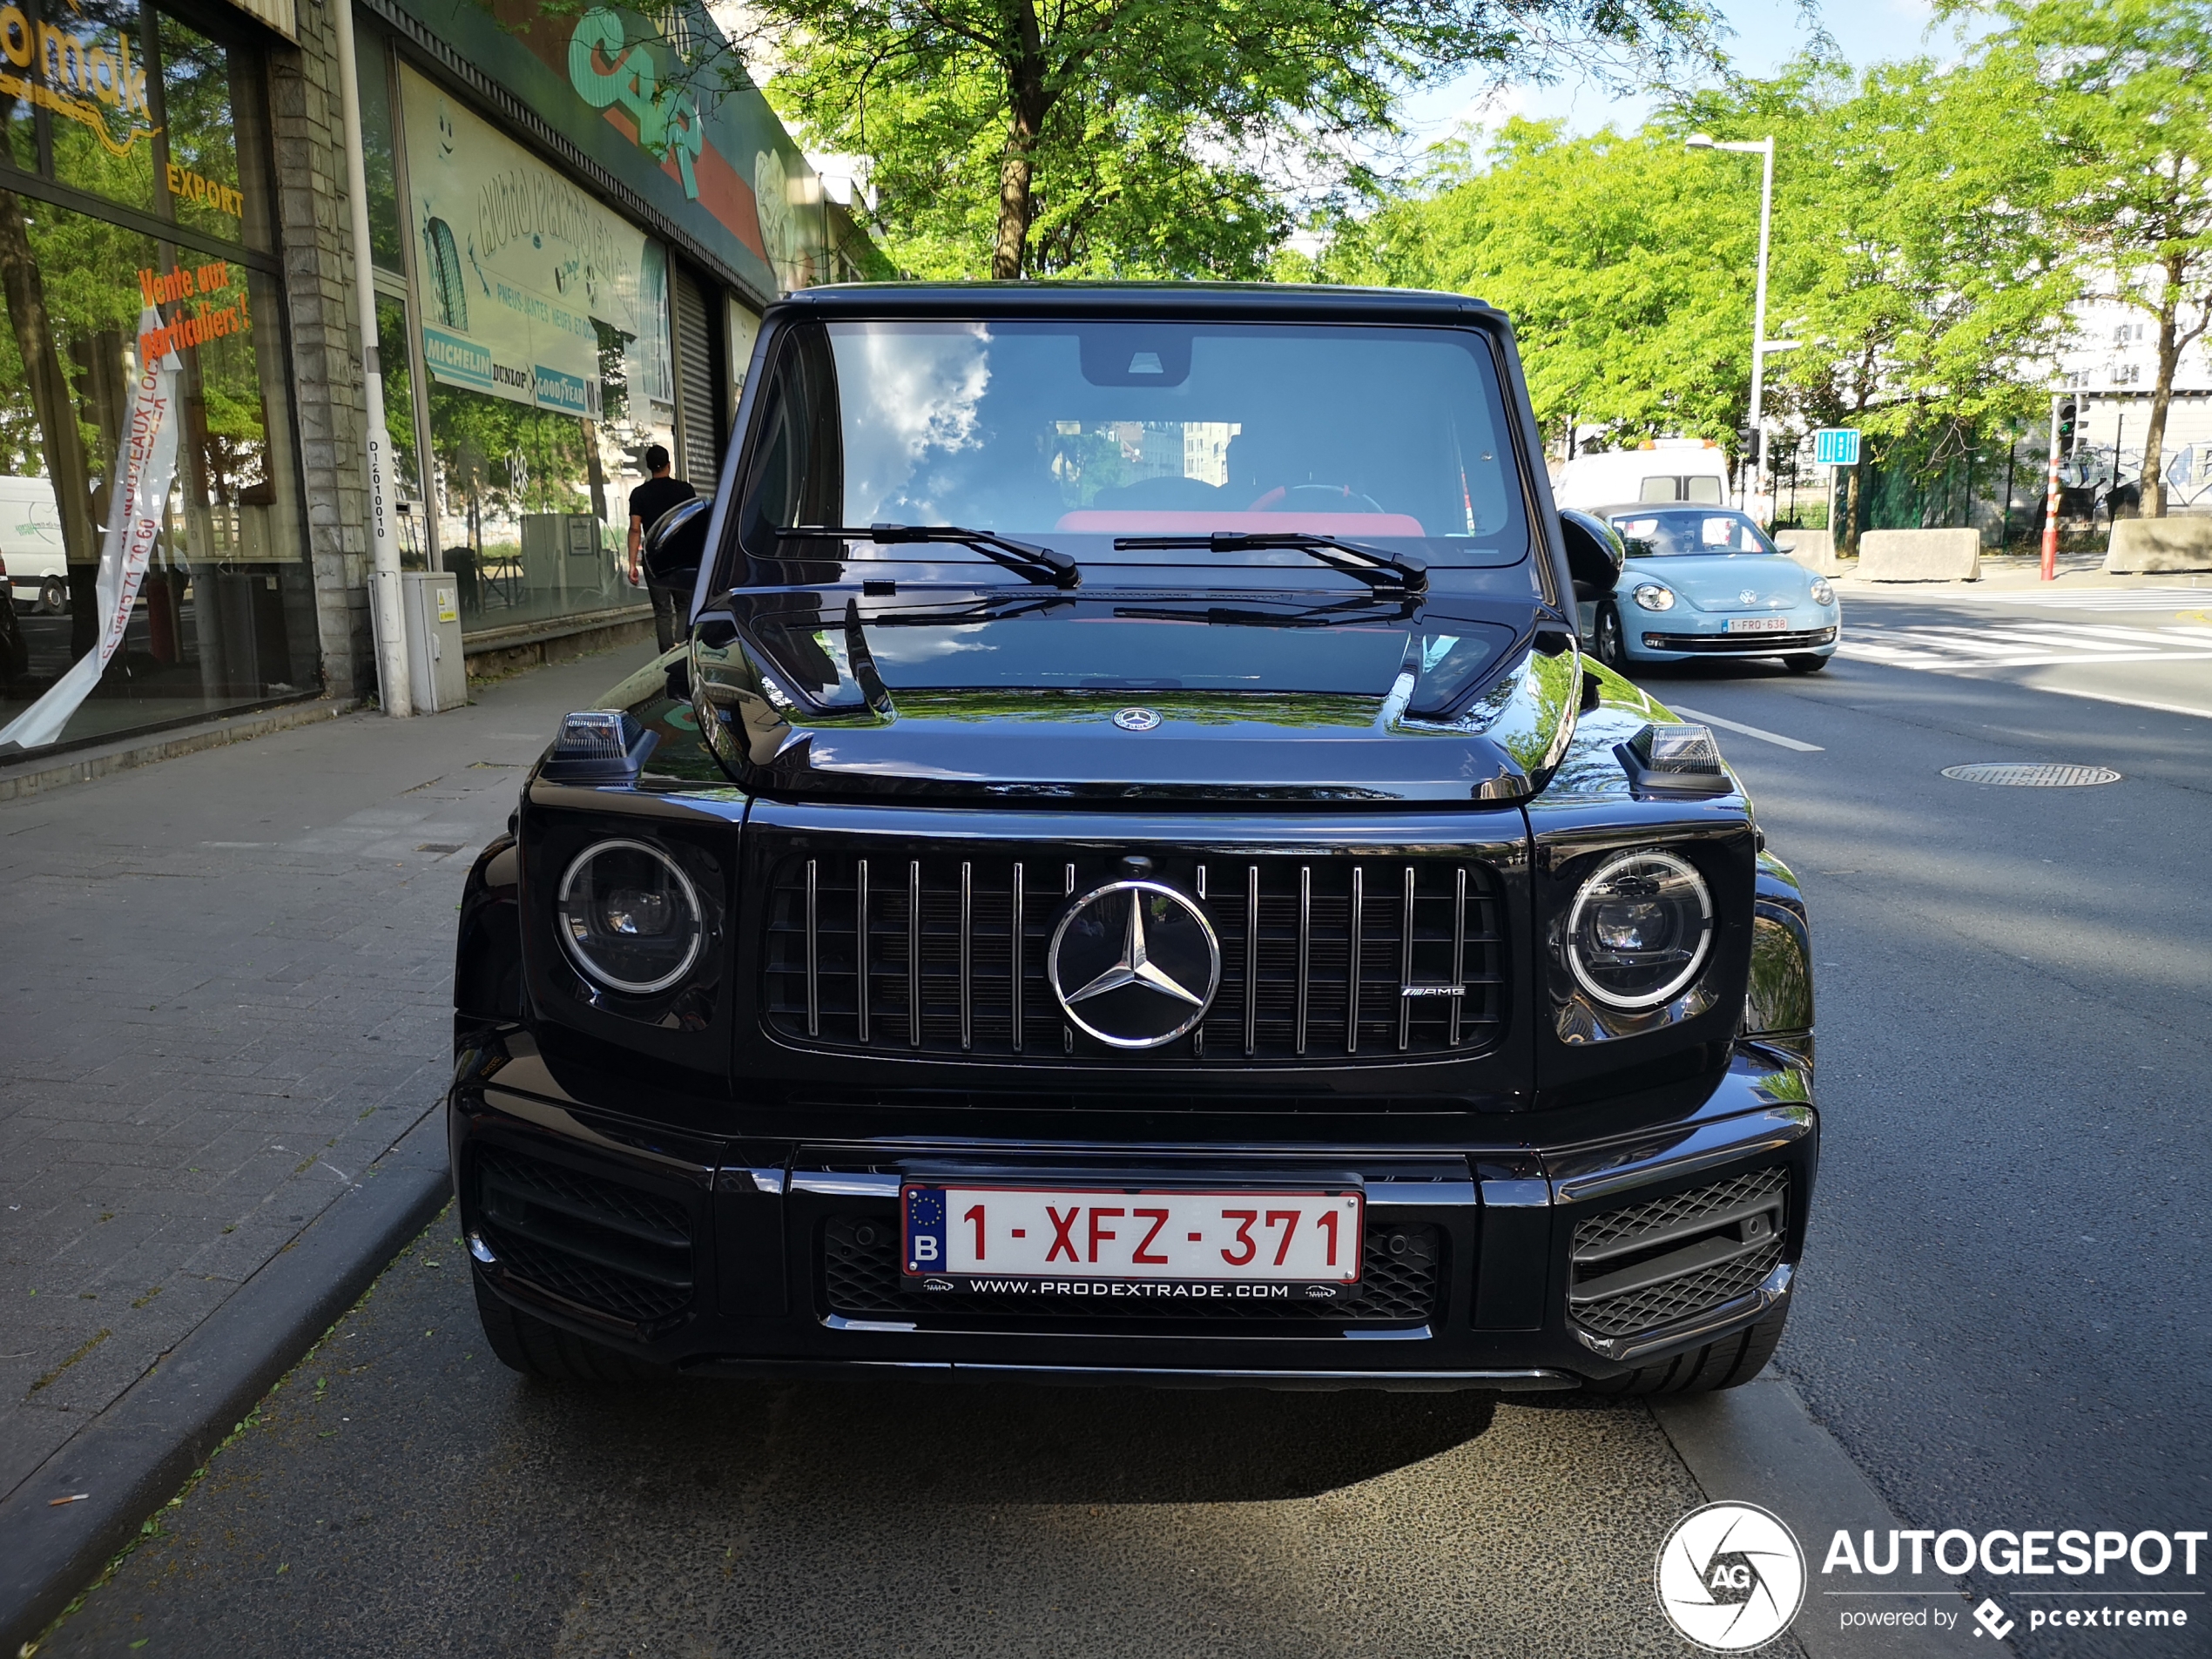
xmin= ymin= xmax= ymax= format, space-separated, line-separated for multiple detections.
xmin=1644 ymin=582 xmax=2212 ymax=1655
xmin=30 ymin=582 xmax=2212 ymax=1659
xmin=37 ymin=1217 xmax=1725 ymax=1659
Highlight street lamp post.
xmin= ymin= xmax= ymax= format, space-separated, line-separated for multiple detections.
xmin=1687 ymin=134 xmax=1796 ymax=518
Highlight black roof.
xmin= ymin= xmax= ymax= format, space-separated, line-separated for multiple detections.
xmin=769 ymin=280 xmax=1503 ymax=327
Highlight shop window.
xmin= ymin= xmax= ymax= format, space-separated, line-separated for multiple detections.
xmin=0 ymin=2 xmax=309 ymax=756
xmin=353 ymin=25 xmax=403 ymax=273
xmin=397 ymin=64 xmax=676 ymax=637
xmin=31 ymin=0 xmax=160 ymax=216
xmin=158 ymin=10 xmax=262 ymax=249
xmin=0 ymin=203 xmax=314 ymax=746
xmin=374 ymin=292 xmax=427 ymax=570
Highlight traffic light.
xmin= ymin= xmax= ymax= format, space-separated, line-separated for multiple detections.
xmin=1738 ymin=428 xmax=1763 ymax=465
xmin=2057 ymin=400 xmax=2078 ymax=456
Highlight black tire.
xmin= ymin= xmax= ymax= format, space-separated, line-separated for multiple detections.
xmin=1783 ymin=652 xmax=1829 ymax=674
xmin=1582 ymin=1308 xmax=1787 ymax=1397
xmin=473 ymin=1273 xmax=671 ymax=1382
xmin=38 ymin=577 xmax=67 ymax=615
xmin=1592 ymin=602 xmax=1627 ymax=672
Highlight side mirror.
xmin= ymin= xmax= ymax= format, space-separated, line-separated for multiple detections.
xmin=644 ymin=496 xmax=711 ymax=589
xmin=1559 ymin=509 xmax=1625 ymax=598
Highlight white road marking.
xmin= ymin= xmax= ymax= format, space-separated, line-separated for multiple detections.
xmin=1667 ymin=705 xmax=1824 ymax=752
xmin=1928 ymin=586 xmax=2212 ymax=611
xmin=2025 ymin=684 xmax=2212 ymax=722
xmin=1840 ymin=620 xmax=2212 ymax=671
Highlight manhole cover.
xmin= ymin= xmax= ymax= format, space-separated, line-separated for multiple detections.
xmin=1939 ymin=763 xmax=2122 ymax=787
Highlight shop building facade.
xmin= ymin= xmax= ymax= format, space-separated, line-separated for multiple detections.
xmin=0 ymin=0 xmax=865 ymax=760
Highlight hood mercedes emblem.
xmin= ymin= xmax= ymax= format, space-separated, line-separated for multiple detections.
xmin=1112 ymin=706 xmax=1163 ymax=732
xmin=1047 ymin=880 xmax=1220 ymax=1049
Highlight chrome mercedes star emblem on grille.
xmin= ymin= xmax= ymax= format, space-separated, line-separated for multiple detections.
xmin=1047 ymin=880 xmax=1221 ymax=1049
xmin=1112 ymin=706 xmax=1163 ymax=732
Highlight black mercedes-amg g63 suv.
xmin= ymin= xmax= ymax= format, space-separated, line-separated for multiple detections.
xmin=450 ymin=282 xmax=1817 ymax=1395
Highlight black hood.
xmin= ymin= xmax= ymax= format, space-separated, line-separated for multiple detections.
xmin=688 ymin=584 xmax=1582 ymax=806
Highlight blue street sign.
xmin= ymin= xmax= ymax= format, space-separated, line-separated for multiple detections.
xmin=1812 ymin=428 xmax=1862 ymax=468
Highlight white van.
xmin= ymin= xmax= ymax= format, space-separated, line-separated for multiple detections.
xmin=0 ymin=475 xmax=67 ymax=612
xmin=1554 ymin=441 xmax=1731 ymax=510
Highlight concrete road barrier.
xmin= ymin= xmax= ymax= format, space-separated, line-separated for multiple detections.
xmin=1858 ymin=528 xmax=1980 ymax=581
xmin=2106 ymin=515 xmax=2212 ymax=573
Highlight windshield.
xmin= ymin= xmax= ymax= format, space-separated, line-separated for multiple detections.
xmin=738 ymin=320 xmax=1529 ymax=573
xmin=1607 ymin=509 xmax=1778 ymax=557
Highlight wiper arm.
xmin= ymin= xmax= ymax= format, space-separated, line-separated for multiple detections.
xmin=773 ymin=523 xmax=1080 ymax=589
xmin=1113 ymin=531 xmax=1426 ymax=593
xmin=1116 ymin=590 xmax=1420 ymax=629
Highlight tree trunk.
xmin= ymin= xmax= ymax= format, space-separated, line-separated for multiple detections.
xmin=993 ymin=144 xmax=1035 ymax=280
xmin=0 ymin=187 xmax=99 ymax=578
xmin=2139 ymin=254 xmax=2186 ymax=519
xmin=990 ymin=0 xmax=1049 ymax=280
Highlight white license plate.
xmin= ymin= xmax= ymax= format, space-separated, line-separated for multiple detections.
xmin=1726 ymin=616 xmax=1791 ymax=633
xmin=901 ymin=1184 xmax=1364 ymax=1285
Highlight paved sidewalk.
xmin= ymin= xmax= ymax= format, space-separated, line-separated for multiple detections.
xmin=0 ymin=644 xmax=654 ymax=1504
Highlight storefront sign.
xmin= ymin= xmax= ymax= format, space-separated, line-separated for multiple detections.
xmin=165 ymin=162 xmax=244 ymax=219
xmin=0 ymin=309 xmax=183 ymax=751
xmin=0 ymin=3 xmax=157 ymax=159
xmin=401 ymin=64 xmax=664 ymax=418
xmin=566 ymin=8 xmax=703 ymax=199
xmin=377 ymin=0 xmax=828 ymax=300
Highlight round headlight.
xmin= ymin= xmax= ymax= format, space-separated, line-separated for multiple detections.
xmin=1631 ymin=583 xmax=1676 ymax=612
xmin=556 ymin=840 xmax=704 ymax=994
xmin=1809 ymin=577 xmax=1835 ymax=606
xmin=1566 ymin=849 xmax=1713 ymax=1010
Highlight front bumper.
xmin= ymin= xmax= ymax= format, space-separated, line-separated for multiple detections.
xmin=450 ymin=1044 xmax=1816 ymax=1391
xmin=1628 ymin=621 xmax=1838 ymax=662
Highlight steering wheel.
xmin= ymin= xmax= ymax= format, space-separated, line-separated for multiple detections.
xmin=1247 ymin=483 xmax=1390 ymax=515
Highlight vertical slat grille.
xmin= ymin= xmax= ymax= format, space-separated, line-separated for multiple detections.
xmin=765 ymin=849 xmax=1507 ymax=1063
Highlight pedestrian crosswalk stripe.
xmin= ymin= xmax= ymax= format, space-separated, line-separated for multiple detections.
xmin=1934 ymin=587 xmax=2212 ymax=612
xmin=1839 ymin=621 xmax=2212 ymax=670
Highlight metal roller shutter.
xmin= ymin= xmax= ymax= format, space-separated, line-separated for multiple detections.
xmin=671 ymin=263 xmax=722 ymax=486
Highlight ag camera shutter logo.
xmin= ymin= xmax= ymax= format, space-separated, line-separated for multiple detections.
xmin=1656 ymin=1502 xmax=1807 ymax=1651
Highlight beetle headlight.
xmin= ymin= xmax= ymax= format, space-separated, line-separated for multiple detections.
xmin=1631 ymin=583 xmax=1676 ymax=612
xmin=1566 ymin=849 xmax=1713 ymax=1009
xmin=1809 ymin=577 xmax=1835 ymax=606
xmin=556 ymin=840 xmax=704 ymax=994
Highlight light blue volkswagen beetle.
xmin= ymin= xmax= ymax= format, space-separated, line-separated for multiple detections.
xmin=1577 ymin=503 xmax=1840 ymax=675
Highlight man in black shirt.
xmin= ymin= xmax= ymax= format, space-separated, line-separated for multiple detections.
xmin=627 ymin=445 xmax=698 ymax=652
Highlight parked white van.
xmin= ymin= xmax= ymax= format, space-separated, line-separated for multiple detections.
xmin=1554 ymin=440 xmax=1731 ymax=510
xmin=0 ymin=475 xmax=67 ymax=612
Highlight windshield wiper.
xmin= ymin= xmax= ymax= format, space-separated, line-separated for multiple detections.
xmin=1116 ymin=590 xmax=1421 ymax=629
xmin=1113 ymin=531 xmax=1426 ymax=593
xmin=774 ymin=523 xmax=1080 ymax=589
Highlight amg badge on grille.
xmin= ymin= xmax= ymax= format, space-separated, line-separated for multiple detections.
xmin=1047 ymin=880 xmax=1221 ymax=1049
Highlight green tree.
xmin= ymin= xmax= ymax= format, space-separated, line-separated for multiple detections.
xmin=1958 ymin=0 xmax=2212 ymax=516
xmin=1699 ymin=59 xmax=2071 ymax=544
xmin=1320 ymin=57 xmax=2075 ymax=544
xmin=735 ymin=0 xmax=1720 ymax=280
xmin=1322 ymin=117 xmax=1759 ymax=448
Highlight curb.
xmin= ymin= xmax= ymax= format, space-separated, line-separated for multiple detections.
xmin=1652 ymin=1376 xmax=1988 ymax=1657
xmin=0 ymin=1110 xmax=451 ymax=1655
xmin=0 ymin=697 xmax=361 ymax=806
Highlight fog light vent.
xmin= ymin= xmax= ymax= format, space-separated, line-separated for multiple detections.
xmin=475 ymin=1145 xmax=694 ymax=1327
xmin=1570 ymin=1167 xmax=1786 ymax=1339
